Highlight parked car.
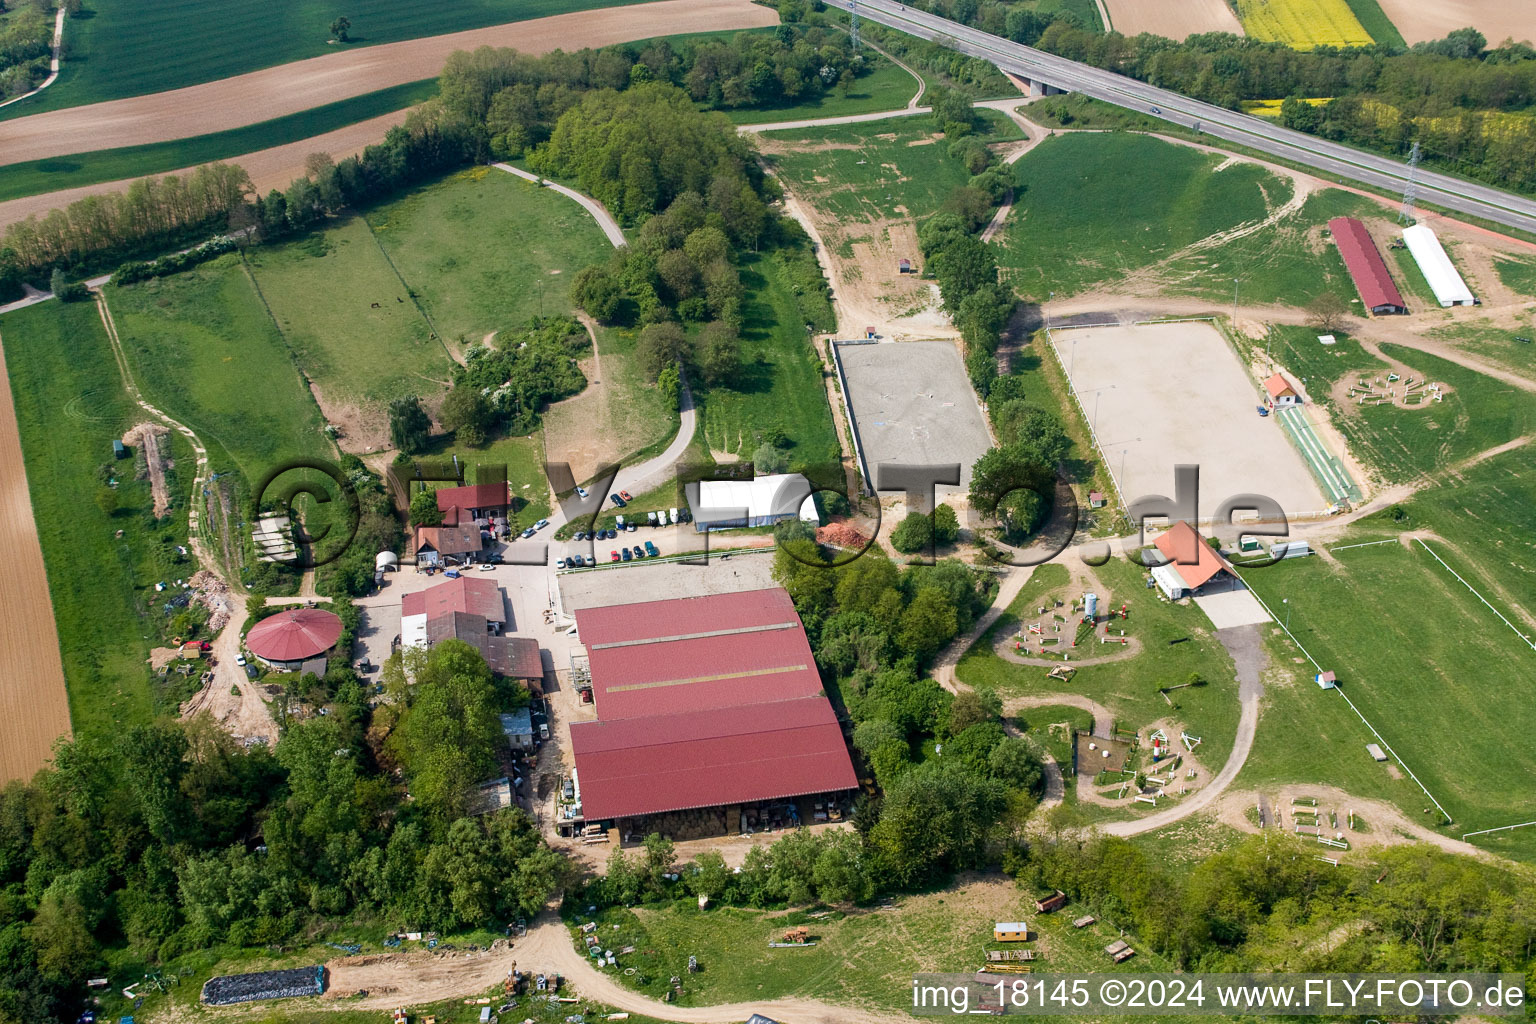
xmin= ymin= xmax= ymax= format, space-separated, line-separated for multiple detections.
xmin=626 ymin=522 xmax=637 ymax=532
xmin=235 ymin=654 xmax=247 ymax=667
xmin=574 ymin=531 xmax=586 ymax=541
xmin=534 ymin=518 xmax=550 ymax=530
xmin=610 ymin=551 xmax=620 ymax=562
xmin=444 ymin=568 xmax=461 ymax=578
xmin=631 ymin=545 xmax=645 ymax=559
xmin=556 ymin=558 xmax=567 ymax=569
xmin=479 ymin=562 xmax=496 ymax=571
xmin=620 ymin=490 xmax=633 ymax=501
xmin=610 ymin=493 xmax=626 ymax=507
xmin=647 ymin=511 xmax=658 ymax=525
xmin=1256 ymin=405 xmax=1269 ymax=417
xmin=521 ymin=526 xmax=535 ymax=539
xmin=621 ymin=547 xmax=632 ymax=562
xmin=576 ymin=485 xmax=589 ymax=498
xmin=645 ymin=540 xmax=659 ymax=557
xmin=668 ymin=507 xmax=678 ymax=524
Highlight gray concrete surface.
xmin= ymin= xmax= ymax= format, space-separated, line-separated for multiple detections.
xmin=556 ymin=548 xmax=776 ymax=613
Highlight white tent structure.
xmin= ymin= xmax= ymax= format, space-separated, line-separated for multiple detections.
xmin=686 ymin=473 xmax=820 ymax=531
xmin=1402 ymin=224 xmax=1475 ymax=307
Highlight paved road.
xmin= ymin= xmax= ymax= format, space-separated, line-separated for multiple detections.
xmin=825 ymin=0 xmax=1536 ymax=236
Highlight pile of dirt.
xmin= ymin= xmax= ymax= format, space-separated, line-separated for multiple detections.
xmin=188 ymin=569 xmax=232 ymax=632
xmin=816 ymin=521 xmax=868 ymax=549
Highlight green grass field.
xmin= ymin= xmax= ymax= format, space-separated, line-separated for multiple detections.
xmin=1423 ymin=315 xmax=1536 ymax=378
xmin=694 ymin=251 xmax=841 ymax=466
xmin=0 ymin=300 xmax=197 ymax=740
xmin=1162 ymin=188 xmax=1380 ymax=307
xmin=1389 ymin=243 xmax=1441 ymax=309
xmin=1340 ymin=0 xmax=1407 ymax=47
xmin=366 ymin=167 xmax=613 ymax=350
xmin=729 ymin=56 xmax=921 ymax=124
xmin=956 ymin=556 xmax=1242 ymax=773
xmin=1494 ymin=254 xmax=1536 ymax=299
xmin=1241 ymin=542 xmax=1536 ymax=835
xmin=246 ymin=216 xmax=456 ymax=429
xmin=109 ymin=254 xmax=334 ymax=480
xmin=995 ymin=133 xmax=1283 ymax=301
xmin=2 ymin=0 xmax=654 ymax=117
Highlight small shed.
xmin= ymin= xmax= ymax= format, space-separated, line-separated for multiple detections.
xmin=1366 ymin=743 xmax=1387 ymax=762
xmin=1264 ymin=372 xmax=1300 ymax=406
xmin=898 ymin=258 xmax=912 ymax=274
xmin=1105 ymin=940 xmax=1136 ymax=963
xmin=1315 ymin=670 xmax=1336 ymax=690
xmin=112 ymin=439 xmax=128 ymax=459
xmin=864 ymin=325 xmax=877 ymax=340
xmin=993 ymin=922 xmax=1030 ymax=942
xmin=1035 ymin=891 xmax=1067 ymax=914
xmin=376 ymin=551 xmax=399 ymax=573
xmin=501 ymin=709 xmax=535 ymax=751
xmin=1088 ymin=490 xmax=1106 ymax=509
xmin=1271 ymin=539 xmax=1311 ymax=559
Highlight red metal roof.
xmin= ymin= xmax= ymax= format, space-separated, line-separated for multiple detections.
xmin=246 ymin=608 xmax=343 ymax=662
xmin=570 ymin=588 xmax=857 ymax=819
xmin=575 ymin=588 xmax=820 ymax=720
xmin=1328 ymin=217 xmax=1405 ymax=313
xmin=401 ymin=576 xmax=505 ymax=623
xmin=436 ymin=482 xmax=508 ymax=513
xmin=570 ymin=698 xmax=857 ymax=820
xmin=1153 ymin=521 xmax=1233 ymax=591
xmin=1264 ymin=372 xmax=1296 ymax=400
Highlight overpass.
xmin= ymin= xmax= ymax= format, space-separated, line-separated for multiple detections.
xmin=828 ymin=0 xmax=1536 ymax=236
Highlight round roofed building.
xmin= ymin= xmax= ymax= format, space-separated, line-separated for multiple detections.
xmin=245 ymin=608 xmax=343 ymax=672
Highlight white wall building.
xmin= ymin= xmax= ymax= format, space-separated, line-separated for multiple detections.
xmin=1402 ymin=224 xmax=1476 ymax=307
xmin=686 ymin=473 xmax=820 ymax=531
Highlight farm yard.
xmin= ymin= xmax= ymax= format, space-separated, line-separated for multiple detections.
xmin=1240 ymin=541 xmax=1536 ymax=839
xmin=1235 ymin=0 xmax=1375 ymax=48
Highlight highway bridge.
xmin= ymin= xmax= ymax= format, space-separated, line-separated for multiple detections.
xmin=828 ymin=0 xmax=1536 ymax=236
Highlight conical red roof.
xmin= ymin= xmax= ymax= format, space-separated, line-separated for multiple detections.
xmin=246 ymin=608 xmax=343 ymax=662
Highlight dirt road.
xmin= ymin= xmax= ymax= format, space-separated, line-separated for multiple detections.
xmin=492 ymin=164 xmax=626 ymax=247
xmin=0 ymin=327 xmax=73 ymax=784
xmin=0 ymin=0 xmax=778 ymax=167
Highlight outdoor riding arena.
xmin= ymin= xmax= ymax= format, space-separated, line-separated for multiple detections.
xmin=1049 ymin=319 xmax=1327 ymax=522
xmin=834 ymin=340 xmax=993 ymax=498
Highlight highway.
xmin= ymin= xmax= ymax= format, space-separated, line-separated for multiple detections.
xmin=827 ymin=0 xmax=1536 ymax=236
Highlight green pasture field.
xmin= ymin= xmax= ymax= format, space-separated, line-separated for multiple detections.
xmin=1389 ymin=243 xmax=1441 ymax=309
xmin=366 ymin=167 xmax=613 ymax=351
xmin=762 ymin=114 xmax=987 ymax=226
xmin=3 ymin=0 xmax=654 ymax=117
xmin=729 ymin=54 xmax=922 ymax=124
xmin=0 ymin=300 xmax=197 ymax=740
xmin=1341 ymin=0 xmax=1407 ymax=47
xmin=995 ymin=133 xmax=1282 ymax=301
xmin=573 ymin=885 xmax=1236 ymax=1020
xmin=1494 ymin=254 xmax=1536 ymax=298
xmin=108 ymin=254 xmax=334 ymax=481
xmin=956 ymin=556 xmax=1241 ymax=773
xmin=1161 ymin=188 xmax=1380 ymax=307
xmin=0 ymin=80 xmax=437 ymax=202
xmin=1240 ymin=541 xmax=1536 ymax=835
xmin=1423 ymin=316 xmax=1536 ymax=378
xmin=246 ymin=215 xmax=456 ymax=423
xmin=695 ymin=251 xmax=841 ymax=466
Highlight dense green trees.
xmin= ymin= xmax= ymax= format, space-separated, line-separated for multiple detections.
xmin=0 ymin=0 xmax=57 ymax=100
xmin=447 ymin=315 xmax=588 ymax=436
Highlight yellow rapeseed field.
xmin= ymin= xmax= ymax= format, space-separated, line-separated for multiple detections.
xmin=1240 ymin=98 xmax=1331 ymax=117
xmin=1236 ymin=0 xmax=1374 ymax=49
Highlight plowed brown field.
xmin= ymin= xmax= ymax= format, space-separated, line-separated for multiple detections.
xmin=1105 ymin=0 xmax=1243 ymax=38
xmin=1371 ymin=0 xmax=1531 ymax=45
xmin=0 ymin=0 xmax=778 ymax=166
xmin=0 ymin=331 xmax=71 ymax=784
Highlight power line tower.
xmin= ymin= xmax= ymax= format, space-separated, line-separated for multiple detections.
xmin=849 ymin=0 xmax=860 ymax=49
xmin=1398 ymin=142 xmax=1421 ymax=224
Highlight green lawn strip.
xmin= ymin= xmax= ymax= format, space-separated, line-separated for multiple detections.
xmin=0 ymin=300 xmax=199 ymax=739
xmin=1494 ymin=254 xmax=1536 ymax=299
xmin=693 ymin=250 xmax=841 ymax=466
xmin=1340 ymin=0 xmax=1407 ymax=48
xmin=109 ymin=254 xmax=335 ymax=481
xmin=1388 ymin=243 xmax=1441 ymax=309
xmin=1240 ymin=543 xmax=1536 ymax=833
xmin=2 ymin=0 xmax=655 ymax=118
xmin=571 ymin=891 xmax=1227 ymax=1021
xmin=958 ymin=555 xmax=1241 ymax=773
xmin=245 ymin=215 xmax=456 ymax=423
xmin=0 ymin=80 xmax=437 ymax=201
xmin=366 ymin=167 xmax=614 ymax=351
xmin=996 ymin=133 xmax=1282 ymax=302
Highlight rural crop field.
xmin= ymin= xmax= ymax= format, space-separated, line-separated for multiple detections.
xmin=836 ymin=340 xmax=992 ymax=494
xmin=1104 ymin=0 xmax=1243 ymax=39
xmin=1242 ymin=542 xmax=1536 ymax=836
xmin=1236 ymin=0 xmax=1374 ymax=49
xmin=0 ymin=325 xmax=72 ymax=782
xmin=1050 ymin=321 xmax=1327 ymax=520
xmin=1369 ymin=0 xmax=1529 ymax=46
xmin=996 ymin=133 xmax=1283 ymax=302
xmin=2 ymin=0 xmax=660 ymax=116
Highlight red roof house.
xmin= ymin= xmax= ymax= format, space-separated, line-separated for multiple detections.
xmin=402 ymin=576 xmax=506 ymax=627
xmin=246 ymin=608 xmax=343 ymax=668
xmin=1152 ymin=520 xmax=1234 ymax=593
xmin=1263 ymin=372 xmax=1299 ymax=405
xmin=1328 ymin=217 xmax=1407 ymax=315
xmin=569 ymin=588 xmax=857 ymax=821
xmin=435 ymin=482 xmax=509 ymax=517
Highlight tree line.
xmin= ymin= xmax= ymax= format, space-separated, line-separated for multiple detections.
xmin=0 ymin=0 xmax=63 ymax=100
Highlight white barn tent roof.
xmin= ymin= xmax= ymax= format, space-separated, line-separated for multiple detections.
xmin=1402 ymin=224 xmax=1475 ymax=307
xmin=686 ymin=473 xmax=819 ymax=529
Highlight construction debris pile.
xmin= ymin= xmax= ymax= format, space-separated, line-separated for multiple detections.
xmin=201 ymin=966 xmax=327 ymax=1005
xmin=188 ymin=570 xmax=232 ymax=632
xmin=815 ymin=521 xmax=868 ymax=549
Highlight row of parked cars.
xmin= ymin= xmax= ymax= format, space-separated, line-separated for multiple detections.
xmin=557 ymin=540 xmax=660 ymax=569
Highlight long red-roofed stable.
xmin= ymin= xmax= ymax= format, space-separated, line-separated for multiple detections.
xmin=1328 ymin=217 xmax=1407 ymax=315
xmin=246 ymin=608 xmax=343 ymax=666
xmin=569 ymin=588 xmax=857 ymax=822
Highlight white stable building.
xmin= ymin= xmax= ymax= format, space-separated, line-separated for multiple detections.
xmin=1402 ymin=224 xmax=1475 ymax=307
xmin=686 ymin=473 xmax=819 ymax=531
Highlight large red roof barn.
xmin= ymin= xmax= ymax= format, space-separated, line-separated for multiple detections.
xmin=569 ymin=588 xmax=857 ymax=824
xmin=1328 ymin=217 xmax=1407 ymax=315
xmin=245 ymin=608 xmax=343 ymax=671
